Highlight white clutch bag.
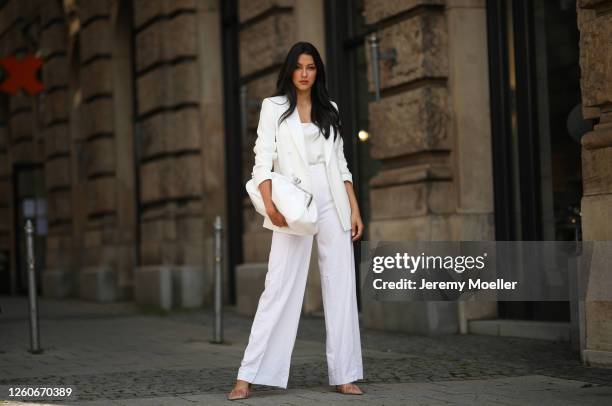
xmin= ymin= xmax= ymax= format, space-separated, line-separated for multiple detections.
xmin=245 ymin=108 xmax=318 ymax=234
xmin=246 ymin=172 xmax=318 ymax=235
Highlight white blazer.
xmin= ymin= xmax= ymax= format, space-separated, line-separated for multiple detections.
xmin=251 ymin=95 xmax=354 ymax=236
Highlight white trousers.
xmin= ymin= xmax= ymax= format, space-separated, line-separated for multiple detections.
xmin=237 ymin=162 xmax=364 ymax=389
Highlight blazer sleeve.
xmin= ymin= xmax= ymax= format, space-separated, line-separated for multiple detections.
xmin=251 ymin=98 xmax=278 ymax=188
xmin=331 ymin=101 xmax=353 ymax=184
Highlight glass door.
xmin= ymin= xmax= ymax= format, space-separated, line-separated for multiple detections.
xmin=487 ymin=0 xmax=583 ymax=321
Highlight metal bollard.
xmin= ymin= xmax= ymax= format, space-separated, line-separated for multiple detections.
xmin=25 ymin=219 xmax=43 ymax=354
xmin=211 ymin=215 xmax=224 ymax=343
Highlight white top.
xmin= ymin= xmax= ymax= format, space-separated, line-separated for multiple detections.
xmin=301 ymin=122 xmax=325 ymax=165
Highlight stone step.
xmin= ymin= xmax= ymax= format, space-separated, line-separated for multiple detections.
xmin=468 ymin=319 xmax=571 ymax=341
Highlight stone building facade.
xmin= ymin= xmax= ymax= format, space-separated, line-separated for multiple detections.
xmin=0 ymin=0 xmax=609 ymax=367
xmin=0 ymin=0 xmax=227 ymax=309
xmin=576 ymin=0 xmax=612 ymax=367
xmin=359 ymin=0 xmax=496 ymax=334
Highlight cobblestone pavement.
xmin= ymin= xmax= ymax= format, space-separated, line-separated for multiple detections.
xmin=1 ymin=296 xmax=611 ymax=405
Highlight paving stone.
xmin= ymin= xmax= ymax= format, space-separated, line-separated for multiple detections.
xmin=0 ymin=296 xmax=610 ymax=405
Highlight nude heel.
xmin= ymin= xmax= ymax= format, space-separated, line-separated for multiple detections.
xmin=227 ymin=381 xmax=251 ymax=400
xmin=335 ymin=383 xmax=363 ymax=395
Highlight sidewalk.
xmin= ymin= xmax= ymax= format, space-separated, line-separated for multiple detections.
xmin=1 ymin=295 xmax=610 ymax=405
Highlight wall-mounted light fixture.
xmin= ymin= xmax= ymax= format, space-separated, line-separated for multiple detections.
xmin=367 ymin=32 xmax=397 ymax=101
xmin=358 ymin=129 xmax=370 ymax=142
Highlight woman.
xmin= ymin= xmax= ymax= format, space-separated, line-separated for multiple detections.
xmin=228 ymin=41 xmax=365 ymax=400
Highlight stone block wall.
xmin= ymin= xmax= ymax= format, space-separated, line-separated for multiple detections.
xmin=34 ymin=1 xmax=66 ymax=254
xmin=365 ymin=0 xmax=494 ymax=242
xmin=73 ymin=0 xmax=137 ymax=300
xmin=576 ymin=0 xmax=612 ymax=367
xmin=132 ymin=0 xmax=227 ymax=307
xmin=362 ymin=0 xmax=495 ymax=333
xmin=0 ymin=0 xmax=226 ymax=305
xmin=133 ymin=0 xmax=203 ymax=268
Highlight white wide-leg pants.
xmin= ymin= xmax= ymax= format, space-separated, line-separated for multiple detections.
xmin=237 ymin=162 xmax=364 ymax=389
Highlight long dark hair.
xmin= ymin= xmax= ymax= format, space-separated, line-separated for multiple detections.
xmin=273 ymin=42 xmax=340 ymax=141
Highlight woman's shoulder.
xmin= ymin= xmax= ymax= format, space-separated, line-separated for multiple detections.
xmin=263 ymin=95 xmax=289 ymax=107
xmin=262 ymin=95 xmax=337 ymax=107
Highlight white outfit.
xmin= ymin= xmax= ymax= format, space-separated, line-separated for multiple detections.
xmin=251 ymin=95 xmax=354 ymax=235
xmin=237 ymin=162 xmax=363 ymax=388
xmin=237 ymin=97 xmax=363 ymax=389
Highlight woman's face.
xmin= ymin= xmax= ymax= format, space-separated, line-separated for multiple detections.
xmin=292 ymin=53 xmax=317 ymax=92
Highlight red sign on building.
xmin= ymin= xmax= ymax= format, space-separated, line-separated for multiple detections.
xmin=0 ymin=54 xmax=44 ymax=95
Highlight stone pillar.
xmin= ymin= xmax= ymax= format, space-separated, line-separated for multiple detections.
xmin=132 ymin=0 xmax=226 ymax=310
xmin=39 ymin=0 xmax=77 ymax=298
xmin=237 ymin=0 xmax=329 ymax=316
xmin=576 ymin=0 xmax=612 ymax=367
xmin=76 ymin=0 xmax=137 ymax=301
xmin=361 ymin=0 xmax=495 ymax=334
xmin=196 ymin=0 xmax=229 ymax=306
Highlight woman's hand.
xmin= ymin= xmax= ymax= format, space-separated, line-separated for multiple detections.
xmin=351 ymin=211 xmax=364 ymax=241
xmin=344 ymin=181 xmax=363 ymax=241
xmin=259 ymin=179 xmax=288 ymax=228
xmin=267 ymin=205 xmax=288 ymax=228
